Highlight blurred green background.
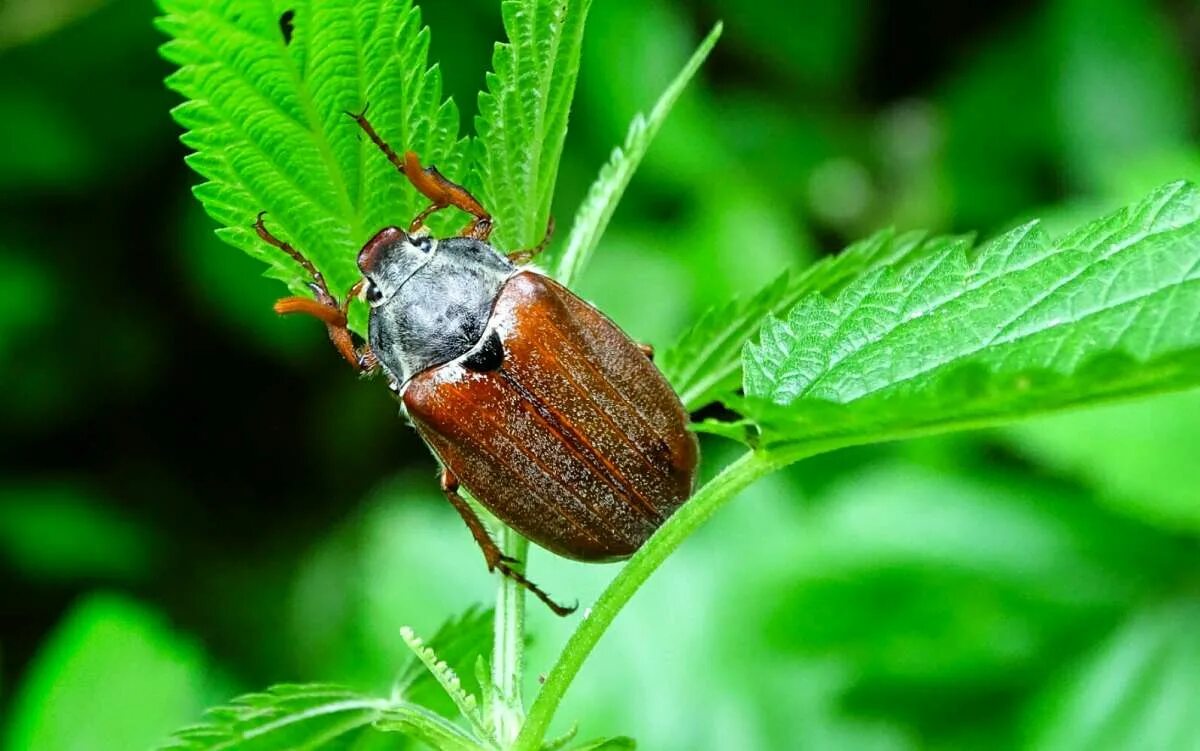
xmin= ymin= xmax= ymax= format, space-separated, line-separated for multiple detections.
xmin=2 ymin=0 xmax=1199 ymax=749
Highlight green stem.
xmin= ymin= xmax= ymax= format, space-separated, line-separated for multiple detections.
xmin=511 ymin=448 xmax=787 ymax=750
xmin=493 ymin=526 xmax=529 ymax=746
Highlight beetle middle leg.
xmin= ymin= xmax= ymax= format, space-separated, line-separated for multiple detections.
xmin=440 ymin=468 xmax=577 ymax=617
xmin=347 ymin=108 xmax=494 ymax=241
xmin=255 ymin=213 xmax=377 ymax=373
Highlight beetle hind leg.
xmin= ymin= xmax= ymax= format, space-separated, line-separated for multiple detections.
xmin=440 ymin=469 xmax=577 ymax=617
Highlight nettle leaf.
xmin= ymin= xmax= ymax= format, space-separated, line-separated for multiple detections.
xmin=394 ymin=607 xmax=493 ymax=720
xmin=398 ymin=624 xmax=489 ymax=740
xmin=662 ymin=228 xmax=950 ymax=410
xmin=723 ymin=182 xmax=1200 ymax=448
xmin=475 ymin=0 xmax=592 ymax=250
xmin=552 ymin=22 xmax=722 ymax=287
xmin=161 ymin=683 xmax=484 ymax=751
xmin=157 ymin=0 xmax=466 ymax=334
xmin=159 ymin=684 xmax=388 ymax=750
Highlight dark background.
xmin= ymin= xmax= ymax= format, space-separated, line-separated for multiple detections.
xmin=2 ymin=1 xmax=1199 ymax=749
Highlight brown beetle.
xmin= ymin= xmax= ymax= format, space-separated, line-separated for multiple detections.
xmin=254 ymin=113 xmax=698 ymax=614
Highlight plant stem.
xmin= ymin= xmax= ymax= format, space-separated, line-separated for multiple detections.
xmin=492 ymin=525 xmax=528 ymax=746
xmin=511 ymin=449 xmax=785 ymax=750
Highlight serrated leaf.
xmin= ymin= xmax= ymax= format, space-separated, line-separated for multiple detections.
xmin=398 ymin=624 xmax=489 ymax=740
xmin=394 ymin=607 xmax=493 ymax=722
xmin=474 ymin=0 xmax=592 ymax=250
xmin=159 ymin=684 xmax=389 ymax=750
xmin=157 ymin=0 xmax=466 ymax=334
xmin=552 ymin=22 xmax=722 ymax=286
xmin=735 ymin=182 xmax=1200 ymax=448
xmin=661 ymin=228 xmax=944 ymax=410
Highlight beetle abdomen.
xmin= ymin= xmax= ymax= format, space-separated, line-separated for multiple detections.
xmin=403 ymin=271 xmax=698 ymax=562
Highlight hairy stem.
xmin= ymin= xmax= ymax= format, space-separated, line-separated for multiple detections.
xmin=511 ymin=448 xmax=789 ymax=750
xmin=492 ymin=526 xmax=528 ymax=746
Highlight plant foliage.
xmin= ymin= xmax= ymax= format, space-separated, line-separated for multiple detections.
xmin=156 ymin=1 xmax=1200 ymax=750
xmin=699 ymin=182 xmax=1200 ymax=449
xmin=157 ymin=0 xmax=466 ymax=332
xmin=474 ymin=0 xmax=592 ymax=250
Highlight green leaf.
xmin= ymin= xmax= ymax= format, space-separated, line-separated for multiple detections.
xmin=552 ymin=22 xmax=722 ymax=286
xmin=474 ymin=0 xmax=592 ymax=250
xmin=736 ymin=182 xmax=1200 ymax=448
xmin=161 ymin=683 xmax=465 ymax=751
xmin=374 ymin=704 xmax=486 ymax=751
xmin=4 ymin=594 xmax=211 ymax=751
xmin=157 ymin=0 xmax=466 ymax=334
xmin=394 ymin=607 xmax=493 ymax=720
xmin=398 ymin=624 xmax=489 ymax=739
xmin=1023 ymin=600 xmax=1200 ymax=751
xmin=662 ymin=228 xmax=943 ymax=410
xmin=567 ymin=737 xmax=636 ymax=751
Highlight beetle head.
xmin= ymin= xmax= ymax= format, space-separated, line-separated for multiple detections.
xmin=357 ymin=226 xmax=438 ymax=306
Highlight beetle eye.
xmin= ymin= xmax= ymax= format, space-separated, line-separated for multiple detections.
xmin=412 ymin=236 xmax=433 ymax=254
xmin=365 ymin=281 xmax=383 ymax=305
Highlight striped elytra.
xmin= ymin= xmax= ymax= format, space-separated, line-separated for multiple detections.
xmin=403 ymin=271 xmax=699 ymax=561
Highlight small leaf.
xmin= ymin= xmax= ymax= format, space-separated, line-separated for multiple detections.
xmin=375 ymin=703 xmax=488 ymax=751
xmin=160 ymin=684 xmax=388 ymax=750
xmin=552 ymin=22 xmax=722 ymax=286
xmin=568 ymin=737 xmax=636 ymax=751
xmin=736 ymin=182 xmax=1200 ymax=448
xmin=157 ymin=0 xmax=466 ymax=334
xmin=475 ymin=0 xmax=592 ymax=249
xmin=661 ymin=228 xmax=944 ymax=410
xmin=398 ymin=624 xmax=489 ymax=739
xmin=394 ymin=607 xmax=493 ymax=722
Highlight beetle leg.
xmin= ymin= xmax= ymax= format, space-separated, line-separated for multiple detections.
xmin=346 ymin=108 xmax=494 ymax=240
xmin=439 ymin=468 xmax=577 ymax=617
xmin=256 ymin=213 xmax=376 ymax=374
xmin=506 ymin=217 xmax=555 ymax=265
xmin=638 ymin=343 xmax=654 ymax=360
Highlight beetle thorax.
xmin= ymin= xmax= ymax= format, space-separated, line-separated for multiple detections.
xmin=367 ymin=236 xmax=515 ymax=384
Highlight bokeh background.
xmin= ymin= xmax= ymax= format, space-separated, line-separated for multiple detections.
xmin=2 ymin=1 xmax=1200 ymax=749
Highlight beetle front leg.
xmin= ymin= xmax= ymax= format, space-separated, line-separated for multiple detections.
xmin=638 ymin=343 xmax=654 ymax=360
xmin=347 ymin=108 xmax=494 ymax=241
xmin=439 ymin=468 xmax=577 ymax=617
xmin=255 ymin=214 xmax=377 ymax=373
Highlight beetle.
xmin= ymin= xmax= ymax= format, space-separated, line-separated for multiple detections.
xmin=253 ymin=111 xmax=698 ymax=615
